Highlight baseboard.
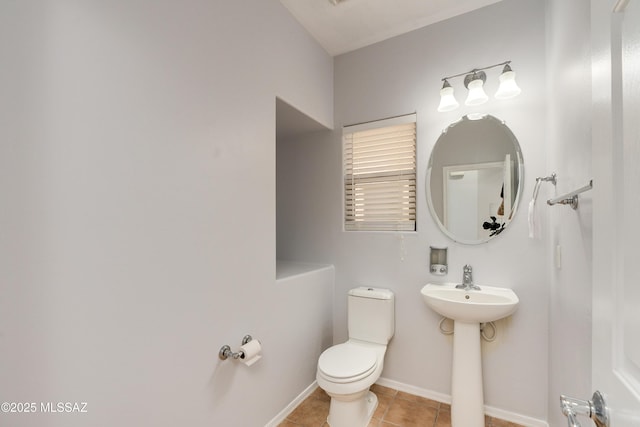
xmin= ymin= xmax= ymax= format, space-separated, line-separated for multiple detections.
xmin=375 ymin=377 xmax=549 ymax=427
xmin=264 ymin=381 xmax=318 ymax=427
xmin=375 ymin=377 xmax=452 ymax=405
xmin=483 ymin=405 xmax=549 ymax=427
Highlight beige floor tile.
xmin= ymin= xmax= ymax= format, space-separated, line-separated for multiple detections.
xmin=490 ymin=417 xmax=523 ymax=427
xmin=434 ymin=412 xmax=451 ymax=427
xmin=371 ymin=383 xmax=398 ymax=397
xmin=434 ymin=407 xmax=451 ymax=427
xmin=310 ymin=387 xmax=331 ymax=402
xmin=395 ymin=391 xmax=441 ymax=409
xmin=384 ymin=397 xmax=438 ymax=426
xmin=438 ymin=402 xmax=451 ymax=412
xmin=283 ymin=386 xmax=527 ymax=427
xmin=286 ymin=395 xmax=329 ymax=426
xmin=373 ymin=390 xmax=395 ymax=419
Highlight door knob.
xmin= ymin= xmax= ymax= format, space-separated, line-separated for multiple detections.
xmin=560 ymin=391 xmax=609 ymax=427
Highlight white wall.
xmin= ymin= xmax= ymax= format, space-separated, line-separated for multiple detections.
xmin=0 ymin=1 xmax=334 ymax=426
xmin=545 ymin=1 xmax=594 ymax=426
xmin=328 ymin=0 xmax=549 ymax=421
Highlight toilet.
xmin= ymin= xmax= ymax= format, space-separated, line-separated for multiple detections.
xmin=316 ymin=287 xmax=395 ymax=427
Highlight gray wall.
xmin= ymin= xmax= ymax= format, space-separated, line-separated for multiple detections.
xmin=277 ymin=129 xmax=335 ymax=263
xmin=0 ymin=1 xmax=334 ymax=426
xmin=278 ymin=0 xmax=550 ymax=422
xmin=545 ymin=1 xmax=594 ymax=426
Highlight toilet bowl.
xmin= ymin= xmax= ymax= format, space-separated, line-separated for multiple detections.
xmin=317 ymin=340 xmax=387 ymax=426
xmin=316 ymin=287 xmax=395 ymax=427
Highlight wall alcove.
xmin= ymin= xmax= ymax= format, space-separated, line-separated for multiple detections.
xmin=275 ymin=97 xmax=332 ymax=279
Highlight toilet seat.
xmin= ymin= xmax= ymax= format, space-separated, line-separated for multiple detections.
xmin=318 ymin=343 xmax=377 ymax=383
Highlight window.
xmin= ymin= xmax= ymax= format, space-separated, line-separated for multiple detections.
xmin=343 ymin=114 xmax=417 ymax=231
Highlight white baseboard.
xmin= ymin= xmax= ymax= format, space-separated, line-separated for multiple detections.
xmin=264 ymin=381 xmax=319 ymax=427
xmin=375 ymin=377 xmax=452 ymax=405
xmin=376 ymin=377 xmax=549 ymax=427
xmin=266 ymin=378 xmax=549 ymax=427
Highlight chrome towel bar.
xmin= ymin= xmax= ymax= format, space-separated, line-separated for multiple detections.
xmin=547 ymin=179 xmax=593 ymax=210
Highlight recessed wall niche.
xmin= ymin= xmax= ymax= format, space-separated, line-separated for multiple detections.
xmin=275 ymin=98 xmax=332 ymax=278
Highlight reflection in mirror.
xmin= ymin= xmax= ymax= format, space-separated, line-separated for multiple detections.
xmin=426 ymin=114 xmax=523 ymax=244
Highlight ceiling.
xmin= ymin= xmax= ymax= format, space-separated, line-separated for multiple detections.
xmin=279 ymin=0 xmax=504 ymax=56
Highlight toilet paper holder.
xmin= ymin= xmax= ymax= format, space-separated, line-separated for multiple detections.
xmin=219 ymin=335 xmax=254 ymax=360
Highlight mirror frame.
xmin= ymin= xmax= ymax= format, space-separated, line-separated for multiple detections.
xmin=426 ymin=114 xmax=524 ymax=244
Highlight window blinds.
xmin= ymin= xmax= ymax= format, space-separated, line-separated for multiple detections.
xmin=344 ymin=114 xmax=417 ymax=231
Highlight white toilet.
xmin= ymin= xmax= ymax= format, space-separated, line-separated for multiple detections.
xmin=316 ymin=287 xmax=395 ymax=427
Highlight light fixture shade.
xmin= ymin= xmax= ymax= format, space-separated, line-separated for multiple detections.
xmin=465 ymin=78 xmax=488 ymax=106
xmin=495 ymin=65 xmax=521 ymax=99
xmin=437 ymin=81 xmax=459 ymax=112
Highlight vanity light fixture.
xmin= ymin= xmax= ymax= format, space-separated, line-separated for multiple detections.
xmin=437 ymin=61 xmax=521 ymax=112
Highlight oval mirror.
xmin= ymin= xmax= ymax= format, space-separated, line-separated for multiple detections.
xmin=426 ymin=114 xmax=524 ymax=244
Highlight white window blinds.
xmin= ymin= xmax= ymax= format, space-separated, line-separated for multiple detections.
xmin=344 ymin=114 xmax=417 ymax=231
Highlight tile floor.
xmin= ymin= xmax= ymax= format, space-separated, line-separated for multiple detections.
xmin=278 ymin=384 xmax=525 ymax=427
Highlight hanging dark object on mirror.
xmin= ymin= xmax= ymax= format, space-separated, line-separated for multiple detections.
xmin=482 ymin=216 xmax=505 ymax=236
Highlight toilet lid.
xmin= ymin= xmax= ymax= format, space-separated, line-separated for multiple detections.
xmin=318 ymin=343 xmax=377 ymax=382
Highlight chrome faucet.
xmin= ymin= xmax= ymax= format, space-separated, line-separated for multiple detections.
xmin=456 ymin=265 xmax=481 ymax=290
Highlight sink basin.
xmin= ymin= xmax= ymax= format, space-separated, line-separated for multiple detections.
xmin=421 ymin=283 xmax=519 ymax=323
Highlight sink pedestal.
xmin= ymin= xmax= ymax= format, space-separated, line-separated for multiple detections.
xmin=420 ymin=283 xmax=519 ymax=427
xmin=451 ymin=321 xmax=484 ymax=427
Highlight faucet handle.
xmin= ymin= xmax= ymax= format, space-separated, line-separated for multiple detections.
xmin=463 ymin=264 xmax=472 ymax=273
xmin=560 ymin=391 xmax=609 ymax=427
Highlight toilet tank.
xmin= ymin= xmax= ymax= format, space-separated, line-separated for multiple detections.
xmin=348 ymin=287 xmax=395 ymax=345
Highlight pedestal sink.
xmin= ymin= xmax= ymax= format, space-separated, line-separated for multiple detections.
xmin=421 ymin=283 xmax=519 ymax=427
